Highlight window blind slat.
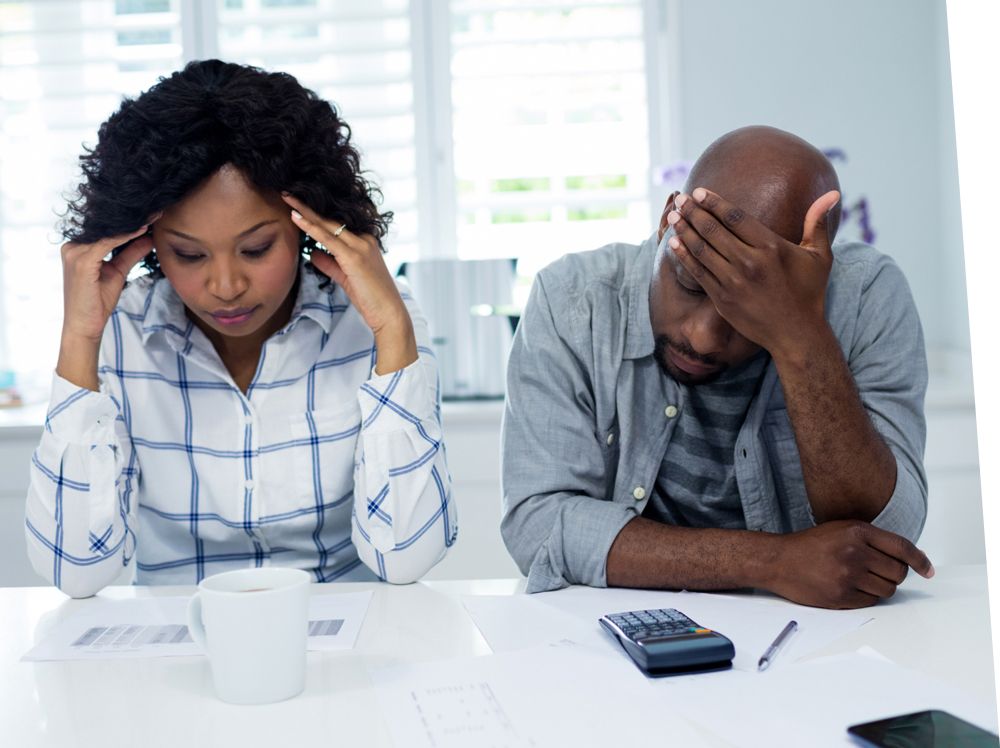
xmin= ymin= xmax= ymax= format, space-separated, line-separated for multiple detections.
xmin=448 ymin=0 xmax=650 ymax=267
xmin=0 ymin=0 xmax=183 ymax=377
xmin=0 ymin=0 xmax=660 ymax=381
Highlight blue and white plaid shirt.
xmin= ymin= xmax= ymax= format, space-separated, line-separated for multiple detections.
xmin=26 ymin=261 xmax=457 ymax=597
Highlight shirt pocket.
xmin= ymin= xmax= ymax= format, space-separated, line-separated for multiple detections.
xmin=762 ymin=408 xmax=814 ymax=527
xmin=287 ymin=403 xmax=362 ymax=507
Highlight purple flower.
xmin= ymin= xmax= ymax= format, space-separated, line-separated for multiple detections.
xmin=653 ymin=161 xmax=693 ymax=187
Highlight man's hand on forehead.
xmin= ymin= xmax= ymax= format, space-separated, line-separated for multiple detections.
xmin=665 ymin=186 xmax=840 ymax=358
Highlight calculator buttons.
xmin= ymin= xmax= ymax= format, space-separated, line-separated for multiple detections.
xmin=599 ymin=607 xmax=735 ymax=676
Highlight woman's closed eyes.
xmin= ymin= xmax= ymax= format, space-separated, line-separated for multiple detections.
xmin=169 ymin=242 xmax=274 ymax=263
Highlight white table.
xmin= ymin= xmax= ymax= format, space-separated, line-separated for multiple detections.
xmin=3 ymin=568 xmax=996 ymax=747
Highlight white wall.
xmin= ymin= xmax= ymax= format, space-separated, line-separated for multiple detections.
xmin=0 ymin=423 xmax=40 ymax=586
xmin=667 ymin=0 xmax=968 ymax=354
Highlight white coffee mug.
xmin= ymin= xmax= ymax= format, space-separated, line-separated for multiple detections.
xmin=187 ymin=567 xmax=311 ymax=704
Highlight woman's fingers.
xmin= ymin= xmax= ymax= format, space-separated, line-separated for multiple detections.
xmin=105 ymin=234 xmax=153 ymax=281
xmin=95 ymin=221 xmax=156 ymax=256
xmin=63 ymin=220 xmax=157 ymax=268
xmin=63 ymin=226 xmax=139 ymax=260
xmin=307 ymin=244 xmax=348 ymax=286
xmin=59 ymin=215 xmax=162 ymax=344
xmin=282 ymin=193 xmax=355 ymax=249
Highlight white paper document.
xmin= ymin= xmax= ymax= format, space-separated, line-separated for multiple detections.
xmin=374 ymin=636 xmax=998 ymax=748
xmin=371 ymin=641 xmax=707 ymax=748
xmin=662 ymin=650 xmax=999 ymax=747
xmin=464 ymin=586 xmax=870 ymax=673
xmin=22 ymin=590 xmax=372 ymax=661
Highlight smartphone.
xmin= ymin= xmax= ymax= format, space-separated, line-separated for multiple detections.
xmin=848 ymin=709 xmax=999 ymax=747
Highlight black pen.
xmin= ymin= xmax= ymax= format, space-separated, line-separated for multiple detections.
xmin=757 ymin=619 xmax=798 ymax=671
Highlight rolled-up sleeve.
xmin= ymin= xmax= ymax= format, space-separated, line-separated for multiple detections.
xmin=25 ymin=371 xmax=139 ymax=598
xmin=350 ymin=287 xmax=457 ymax=583
xmin=501 ymin=274 xmax=636 ymax=593
xmin=849 ymin=256 xmax=929 ymax=542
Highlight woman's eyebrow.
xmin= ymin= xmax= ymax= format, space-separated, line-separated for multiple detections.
xmin=163 ymin=220 xmax=278 ymax=243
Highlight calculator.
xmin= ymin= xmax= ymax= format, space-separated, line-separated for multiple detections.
xmin=599 ymin=608 xmax=735 ymax=676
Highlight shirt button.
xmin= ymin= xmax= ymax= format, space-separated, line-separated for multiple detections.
xmin=243 ymin=415 xmax=254 ymax=425
xmin=606 ymin=433 xmax=616 ymax=446
xmin=244 ymin=479 xmax=255 ymax=490
xmin=664 ymin=405 xmax=678 ymax=418
xmin=632 ymin=486 xmax=646 ymax=500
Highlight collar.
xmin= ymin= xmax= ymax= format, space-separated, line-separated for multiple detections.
xmin=140 ymin=259 xmax=337 ymax=345
xmin=622 ymin=230 xmax=661 ymax=360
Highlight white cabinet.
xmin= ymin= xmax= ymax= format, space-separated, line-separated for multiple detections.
xmin=0 ymin=418 xmax=46 ymax=587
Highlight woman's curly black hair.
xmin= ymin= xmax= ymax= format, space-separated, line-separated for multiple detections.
xmin=62 ymin=59 xmax=392 ymax=274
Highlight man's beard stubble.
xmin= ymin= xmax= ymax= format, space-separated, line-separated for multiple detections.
xmin=653 ymin=334 xmax=727 ymax=386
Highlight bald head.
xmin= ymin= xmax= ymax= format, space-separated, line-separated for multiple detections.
xmin=684 ymin=126 xmax=841 ymax=243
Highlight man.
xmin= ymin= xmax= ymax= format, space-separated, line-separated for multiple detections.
xmin=501 ymin=126 xmax=933 ymax=609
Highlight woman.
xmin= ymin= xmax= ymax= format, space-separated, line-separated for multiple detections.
xmin=25 ymin=60 xmax=456 ymax=597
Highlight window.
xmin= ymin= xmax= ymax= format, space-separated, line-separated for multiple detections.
xmin=215 ymin=0 xmax=421 ymax=263
xmin=0 ymin=0 xmax=184 ymax=394
xmin=0 ymin=0 xmax=672 ymax=393
xmin=449 ymin=1 xmax=652 ymax=278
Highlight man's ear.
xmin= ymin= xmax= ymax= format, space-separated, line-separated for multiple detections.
xmin=658 ymin=191 xmax=680 ymax=241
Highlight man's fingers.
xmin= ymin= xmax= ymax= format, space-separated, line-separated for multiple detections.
xmin=865 ymin=549 xmax=910 ymax=586
xmin=667 ymin=210 xmax=731 ymax=282
xmin=669 ymin=233 xmax=723 ymax=294
xmin=839 ymin=589 xmax=881 ymax=610
xmin=800 ymin=190 xmax=840 ymax=254
xmin=672 ymin=193 xmax=743 ymax=263
xmin=854 ymin=570 xmax=899 ymax=601
xmin=865 ymin=525 xmax=935 ymax=578
xmin=688 ymin=187 xmax=773 ymax=248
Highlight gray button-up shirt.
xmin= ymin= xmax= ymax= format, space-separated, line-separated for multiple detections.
xmin=501 ymin=233 xmax=928 ymax=593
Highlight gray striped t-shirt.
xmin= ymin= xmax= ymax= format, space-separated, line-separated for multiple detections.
xmin=644 ymin=351 xmax=770 ymax=529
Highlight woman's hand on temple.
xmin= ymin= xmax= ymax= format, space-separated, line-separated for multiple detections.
xmin=60 ymin=218 xmax=159 ymax=343
xmin=57 ymin=215 xmax=159 ymax=390
xmin=283 ymin=194 xmax=417 ymax=374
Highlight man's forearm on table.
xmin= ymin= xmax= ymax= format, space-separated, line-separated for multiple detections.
xmin=605 ymin=517 xmax=780 ymax=590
